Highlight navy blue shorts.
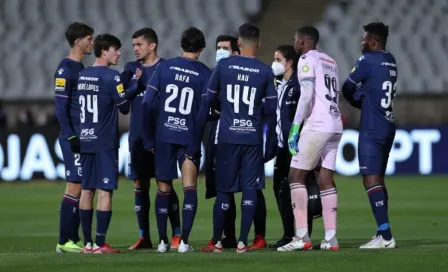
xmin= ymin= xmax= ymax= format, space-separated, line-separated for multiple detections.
xmin=81 ymin=149 xmax=119 ymax=190
xmin=358 ymin=131 xmax=395 ymax=176
xmin=128 ymin=140 xmax=156 ymax=181
xmin=154 ymin=142 xmax=200 ymax=182
xmin=215 ymin=143 xmax=265 ymax=193
xmin=59 ymin=138 xmax=82 ymax=183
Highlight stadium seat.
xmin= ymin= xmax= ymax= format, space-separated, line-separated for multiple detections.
xmin=0 ymin=0 xmax=262 ymax=99
xmin=316 ymin=0 xmax=448 ymax=93
xmin=3 ymin=0 xmax=446 ymax=98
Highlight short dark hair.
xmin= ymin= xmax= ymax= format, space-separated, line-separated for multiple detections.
xmin=296 ymin=26 xmax=320 ymax=45
xmin=276 ymin=45 xmax=299 ymax=72
xmin=132 ymin=28 xmax=158 ymax=46
xmin=181 ymin=27 xmax=206 ymax=53
xmin=65 ymin=22 xmax=94 ymax=47
xmin=363 ymin=22 xmax=389 ymax=47
xmin=93 ymin=34 xmax=121 ymax=57
xmin=238 ymin=23 xmax=260 ymax=42
xmin=216 ymin=35 xmax=239 ymax=53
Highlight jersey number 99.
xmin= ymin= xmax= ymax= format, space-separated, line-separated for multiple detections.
xmin=324 ymin=74 xmax=338 ymax=103
xmin=164 ymin=84 xmax=194 ymax=115
xmin=79 ymin=95 xmax=98 ymax=123
xmin=227 ymin=84 xmax=256 ymax=116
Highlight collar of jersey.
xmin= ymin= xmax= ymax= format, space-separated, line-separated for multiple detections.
xmin=64 ymin=57 xmax=83 ymax=64
xmin=141 ymin=57 xmax=161 ymax=67
xmin=182 ymin=56 xmax=198 ymax=61
xmin=236 ymin=55 xmax=256 ymax=58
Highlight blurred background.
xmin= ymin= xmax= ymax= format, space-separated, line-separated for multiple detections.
xmin=0 ymin=0 xmax=447 ymax=181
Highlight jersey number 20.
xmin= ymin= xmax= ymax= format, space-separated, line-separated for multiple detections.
xmin=79 ymin=94 xmax=98 ymax=123
xmin=227 ymin=84 xmax=256 ymax=116
xmin=381 ymin=81 xmax=397 ymax=109
xmin=164 ymin=84 xmax=194 ymax=115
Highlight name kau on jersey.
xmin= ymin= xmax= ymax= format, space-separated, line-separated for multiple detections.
xmin=164 ymin=66 xmax=195 ymax=131
xmin=228 ymin=64 xmax=259 ymax=133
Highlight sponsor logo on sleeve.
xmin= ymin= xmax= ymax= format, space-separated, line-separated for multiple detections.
xmin=55 ymin=78 xmax=66 ymax=91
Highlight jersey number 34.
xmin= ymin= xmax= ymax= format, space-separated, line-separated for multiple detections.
xmin=79 ymin=94 xmax=98 ymax=123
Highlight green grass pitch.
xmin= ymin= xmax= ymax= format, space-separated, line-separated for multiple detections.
xmin=0 ymin=175 xmax=447 ymax=271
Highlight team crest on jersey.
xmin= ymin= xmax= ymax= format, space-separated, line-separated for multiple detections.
xmin=58 ymin=68 xmax=64 ymax=75
xmin=55 ymin=78 xmax=66 ymax=91
xmin=302 ymin=64 xmax=309 ymax=72
xmin=114 ymin=75 xmax=121 ymax=82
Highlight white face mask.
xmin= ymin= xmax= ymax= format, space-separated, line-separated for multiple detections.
xmin=272 ymin=61 xmax=285 ymax=76
xmin=216 ymin=49 xmax=231 ymax=62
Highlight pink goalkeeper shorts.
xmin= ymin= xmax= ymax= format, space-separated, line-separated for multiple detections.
xmin=290 ymin=130 xmax=342 ymax=171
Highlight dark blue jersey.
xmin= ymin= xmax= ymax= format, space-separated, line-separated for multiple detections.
xmin=54 ymin=58 xmax=84 ymax=139
xmin=343 ymin=51 xmax=397 ymax=137
xmin=207 ymin=56 xmax=277 ymax=145
xmin=121 ymin=58 xmax=163 ymax=145
xmin=77 ymin=66 xmax=130 ymax=153
xmin=143 ymin=57 xmax=211 ymax=147
xmin=143 ymin=57 xmax=211 ymax=146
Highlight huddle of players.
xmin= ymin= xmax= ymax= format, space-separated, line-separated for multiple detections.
xmin=54 ymin=20 xmax=397 ymax=254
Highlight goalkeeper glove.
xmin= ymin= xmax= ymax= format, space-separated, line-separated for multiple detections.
xmin=288 ymin=123 xmax=301 ymax=155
